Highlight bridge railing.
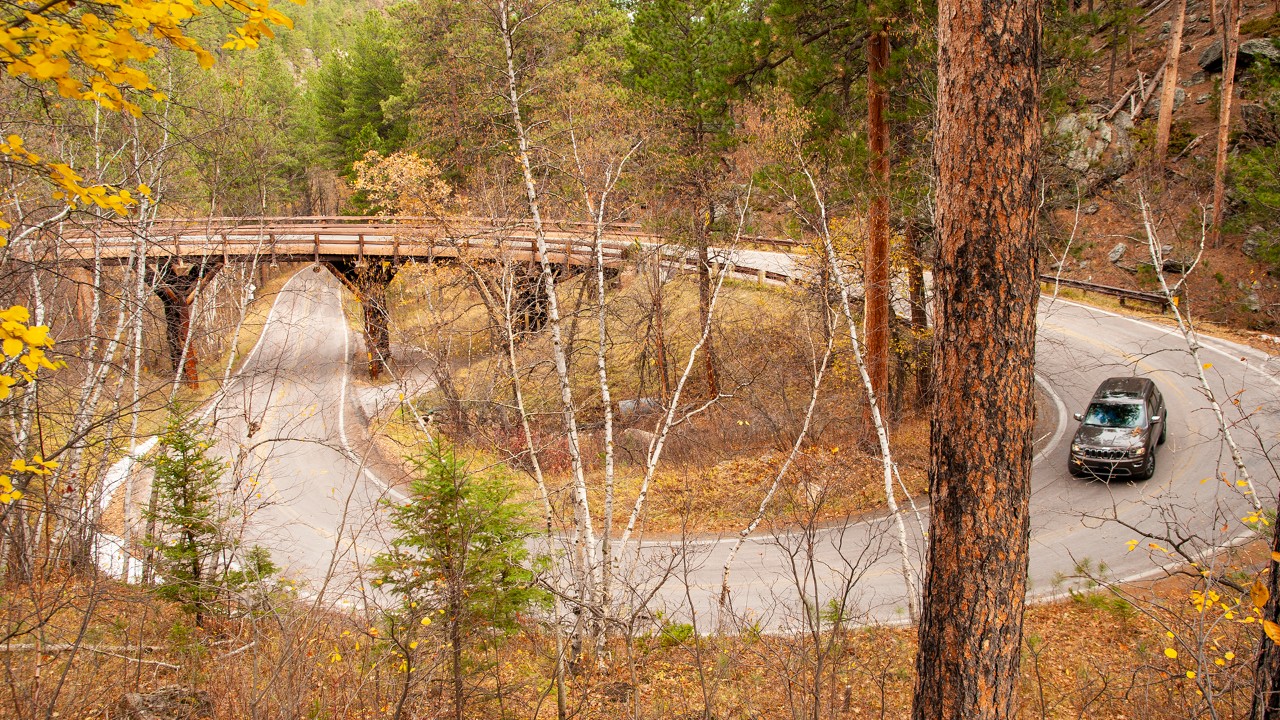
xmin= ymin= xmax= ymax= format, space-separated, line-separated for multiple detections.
xmin=64 ymin=215 xmax=802 ymax=250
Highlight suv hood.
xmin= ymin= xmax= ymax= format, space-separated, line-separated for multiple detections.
xmin=1074 ymin=424 xmax=1146 ymax=449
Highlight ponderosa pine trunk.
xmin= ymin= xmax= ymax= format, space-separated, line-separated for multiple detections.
xmin=1154 ymin=0 xmax=1187 ymax=166
xmin=865 ymin=24 xmax=891 ymax=413
xmin=1251 ymin=504 xmax=1280 ymax=719
xmin=1212 ymin=0 xmax=1241 ymax=246
xmin=911 ymin=1 xmax=1041 ymax=718
xmin=906 ymin=222 xmax=930 ymax=408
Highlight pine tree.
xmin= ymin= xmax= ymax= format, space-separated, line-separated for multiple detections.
xmin=374 ymin=441 xmax=547 ymax=720
xmin=143 ymin=411 xmax=276 ymax=626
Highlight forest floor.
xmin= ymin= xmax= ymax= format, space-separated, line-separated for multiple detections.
xmin=8 ymin=536 xmax=1267 ymax=718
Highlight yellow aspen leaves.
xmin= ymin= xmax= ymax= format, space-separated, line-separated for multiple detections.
xmin=420 ymin=616 xmax=432 ymax=626
xmin=1 ymin=0 xmax=295 ymax=224
xmin=1253 ymin=580 xmax=1271 ymax=610
xmin=1265 ymin=620 xmax=1280 ymax=644
xmin=1 ymin=304 xmax=59 ymax=397
xmin=1164 ymin=647 xmax=1178 ymax=659
xmin=0 ymin=474 xmax=22 ymax=504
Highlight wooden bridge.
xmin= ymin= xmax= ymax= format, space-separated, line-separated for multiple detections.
xmin=62 ymin=216 xmax=794 ymax=387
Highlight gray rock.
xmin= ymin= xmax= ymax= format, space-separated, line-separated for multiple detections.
xmin=1146 ymin=88 xmax=1187 ymax=118
xmin=1161 ymin=243 xmax=1175 ymax=257
xmin=1190 ymin=71 xmax=1207 ymax=84
xmin=116 ymin=687 xmax=213 ymax=720
xmin=1246 ymin=291 xmax=1262 ymax=312
xmin=1078 ymin=260 xmax=1092 ymax=270
xmin=1050 ymin=111 xmax=1135 ymax=177
xmin=617 ymin=397 xmax=662 ymax=419
xmin=1196 ymin=93 xmax=1211 ymax=104
xmin=618 ymin=428 xmax=656 ymax=461
xmin=1084 ymin=202 xmax=1100 ymax=215
xmin=1109 ymin=243 xmax=1128 ymax=263
xmin=1241 ymin=38 xmax=1280 ymax=65
xmin=1199 ymin=39 xmax=1224 ymax=71
xmin=1196 ymin=38 xmax=1280 ymax=75
xmin=1244 ymin=235 xmax=1261 ymax=259
xmin=1161 ymin=21 xmax=1172 ymax=33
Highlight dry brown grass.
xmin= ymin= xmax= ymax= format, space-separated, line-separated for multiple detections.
xmin=3 ymin=538 xmax=1267 ymax=719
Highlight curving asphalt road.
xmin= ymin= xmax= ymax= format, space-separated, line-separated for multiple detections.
xmin=153 ymin=266 xmax=1279 ymax=627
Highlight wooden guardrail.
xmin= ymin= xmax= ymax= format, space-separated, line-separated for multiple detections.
xmin=1039 ymin=274 xmax=1171 ymax=312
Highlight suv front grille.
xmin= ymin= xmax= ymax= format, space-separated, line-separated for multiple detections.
xmin=1083 ymin=448 xmax=1126 ymax=460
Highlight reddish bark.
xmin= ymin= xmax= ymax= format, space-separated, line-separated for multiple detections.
xmin=911 ymin=1 xmax=1041 ymax=718
xmin=1154 ymin=0 xmax=1187 ymax=166
xmin=865 ymin=25 xmax=891 ymax=414
xmin=1212 ymin=0 xmax=1241 ymax=246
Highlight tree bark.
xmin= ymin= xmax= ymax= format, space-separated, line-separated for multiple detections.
xmin=1251 ymin=500 xmax=1280 ymax=719
xmin=906 ymin=222 xmax=930 ymax=408
xmin=1212 ymin=0 xmax=1240 ymax=246
xmin=865 ymin=24 xmax=892 ymax=416
xmin=1154 ymin=0 xmax=1187 ymax=166
xmin=912 ymin=1 xmax=1041 ymax=718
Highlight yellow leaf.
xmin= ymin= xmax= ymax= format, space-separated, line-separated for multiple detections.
xmin=1271 ymin=551 xmax=1280 ymax=564
xmin=1203 ymin=363 xmax=1213 ymax=370
xmin=1266 ymin=620 xmax=1280 ymax=644
xmin=1253 ymin=581 xmax=1270 ymax=610
xmin=1186 ymin=670 xmax=1196 ymax=679
xmin=1165 ymin=647 xmax=1178 ymax=659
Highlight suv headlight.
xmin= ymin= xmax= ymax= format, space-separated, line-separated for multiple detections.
xmin=1071 ymin=443 xmax=1082 ymax=453
xmin=1129 ymin=446 xmax=1146 ymax=457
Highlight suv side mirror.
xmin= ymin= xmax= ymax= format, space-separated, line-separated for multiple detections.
xmin=1150 ymin=415 xmax=1162 ymax=423
xmin=1073 ymin=412 xmax=1084 ymax=422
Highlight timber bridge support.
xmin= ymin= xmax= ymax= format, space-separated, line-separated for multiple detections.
xmin=148 ymin=258 xmax=223 ymax=389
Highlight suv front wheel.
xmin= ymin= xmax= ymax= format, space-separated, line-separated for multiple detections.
xmin=1137 ymin=451 xmax=1157 ymax=480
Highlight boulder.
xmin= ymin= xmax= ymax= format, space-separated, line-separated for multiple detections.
xmin=1049 ymin=111 xmax=1135 ymax=184
xmin=617 ymin=397 xmax=662 ymax=419
xmin=1145 ymin=87 xmax=1187 ymax=118
xmin=1199 ymin=39 xmax=1225 ymax=71
xmin=1083 ymin=202 xmax=1100 ymax=215
xmin=116 ymin=687 xmax=213 ymax=720
xmin=1244 ymin=235 xmax=1261 ymax=259
xmin=1197 ymin=37 xmax=1280 ymax=74
xmin=1240 ymin=38 xmax=1280 ymax=65
xmin=1109 ymin=243 xmax=1127 ymax=263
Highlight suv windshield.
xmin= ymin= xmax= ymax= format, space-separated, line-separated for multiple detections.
xmin=1083 ymin=402 xmax=1145 ymax=428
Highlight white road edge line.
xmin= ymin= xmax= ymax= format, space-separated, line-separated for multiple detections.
xmin=1050 ymin=296 xmax=1280 ymax=390
xmin=334 ymin=288 xmax=406 ymax=504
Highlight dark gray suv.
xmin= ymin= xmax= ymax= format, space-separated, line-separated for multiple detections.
xmin=1068 ymin=376 xmax=1167 ymax=480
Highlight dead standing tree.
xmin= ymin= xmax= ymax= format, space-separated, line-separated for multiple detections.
xmin=912 ymin=0 xmax=1041 ymax=719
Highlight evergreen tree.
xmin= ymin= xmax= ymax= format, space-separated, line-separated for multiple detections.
xmin=374 ymin=441 xmax=547 ymax=720
xmin=144 ymin=411 xmax=276 ymax=626
xmin=144 ymin=412 xmax=229 ymax=627
xmin=308 ymin=10 xmax=408 ymax=174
